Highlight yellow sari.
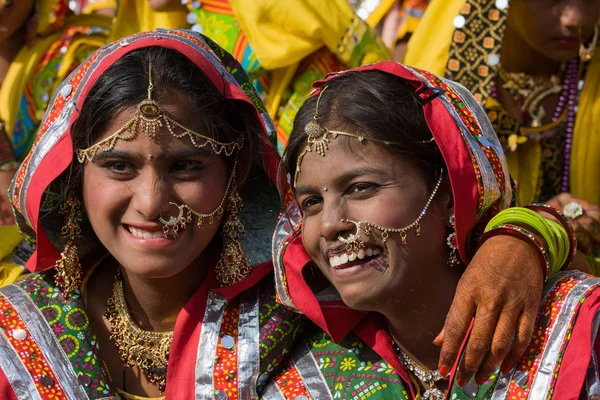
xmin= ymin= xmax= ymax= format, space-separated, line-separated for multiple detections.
xmin=404 ymin=0 xmax=600 ymax=207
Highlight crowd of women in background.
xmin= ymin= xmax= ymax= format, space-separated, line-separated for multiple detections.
xmin=0 ymin=0 xmax=599 ymax=399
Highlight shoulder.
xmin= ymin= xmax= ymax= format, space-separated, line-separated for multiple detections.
xmin=496 ymin=271 xmax=600 ymax=398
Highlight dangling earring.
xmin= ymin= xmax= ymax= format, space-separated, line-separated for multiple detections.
xmin=447 ymin=215 xmax=460 ymax=267
xmin=580 ymin=25 xmax=599 ymax=62
xmin=215 ymin=184 xmax=251 ymax=287
xmin=54 ymin=193 xmax=83 ymax=298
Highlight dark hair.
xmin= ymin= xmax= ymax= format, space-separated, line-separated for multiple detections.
xmin=43 ymin=46 xmax=268 ymax=251
xmin=283 ymin=70 xmax=445 ymax=190
xmin=71 ymin=46 xmax=263 ymax=178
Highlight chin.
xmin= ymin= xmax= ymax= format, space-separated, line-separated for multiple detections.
xmin=122 ymin=263 xmax=187 ymax=279
xmin=114 ymin=252 xmax=194 ymax=279
xmin=337 ymin=285 xmax=382 ymax=313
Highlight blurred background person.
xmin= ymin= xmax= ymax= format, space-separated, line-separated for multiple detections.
xmin=404 ymin=0 xmax=600 ymax=268
xmin=0 ymin=0 xmax=110 ymax=226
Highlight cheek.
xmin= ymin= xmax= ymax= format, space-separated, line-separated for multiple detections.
xmin=82 ymin=171 xmax=127 ymax=229
xmin=348 ymin=192 xmax=418 ymax=228
xmin=301 ymin=221 xmax=320 ymax=258
xmin=177 ymin=169 xmax=229 ymax=212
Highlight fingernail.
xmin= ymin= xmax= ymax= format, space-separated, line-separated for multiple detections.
xmin=439 ymin=365 xmax=449 ymax=378
xmin=456 ymin=377 xmax=467 ymax=387
xmin=433 ymin=336 xmax=443 ymax=347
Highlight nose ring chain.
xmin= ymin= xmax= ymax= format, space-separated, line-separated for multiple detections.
xmin=337 ymin=169 xmax=444 ymax=252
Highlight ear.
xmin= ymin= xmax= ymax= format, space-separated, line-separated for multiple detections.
xmin=439 ymin=175 xmax=455 ymax=228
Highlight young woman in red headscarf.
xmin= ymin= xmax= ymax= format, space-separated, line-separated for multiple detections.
xmin=275 ymin=61 xmax=597 ymax=399
xmin=0 ymin=29 xmax=308 ymax=399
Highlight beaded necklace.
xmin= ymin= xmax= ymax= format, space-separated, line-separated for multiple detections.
xmin=491 ymin=57 xmax=581 ymax=197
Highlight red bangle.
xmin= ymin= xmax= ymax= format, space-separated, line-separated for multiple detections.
xmin=526 ymin=203 xmax=576 ymax=271
xmin=479 ymin=224 xmax=550 ymax=281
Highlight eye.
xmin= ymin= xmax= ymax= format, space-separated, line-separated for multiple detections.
xmin=300 ymin=196 xmax=322 ymax=213
xmin=347 ymin=182 xmax=378 ymax=195
xmin=99 ymin=161 xmax=136 ymax=176
xmin=169 ymin=160 xmax=208 ymax=174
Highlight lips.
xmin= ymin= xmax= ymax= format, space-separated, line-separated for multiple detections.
xmin=557 ymin=37 xmax=580 ymax=47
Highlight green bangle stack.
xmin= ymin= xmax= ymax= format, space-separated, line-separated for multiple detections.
xmin=483 ymin=206 xmax=574 ymax=278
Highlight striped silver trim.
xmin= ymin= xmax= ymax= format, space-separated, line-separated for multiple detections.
xmin=195 ymin=292 xmax=227 ymax=399
xmin=261 ymin=380 xmax=287 ymax=399
xmin=237 ymin=288 xmax=260 ymax=398
xmin=0 ymin=285 xmax=89 ymax=399
xmin=528 ymin=276 xmax=600 ymax=398
xmin=261 ymin=112 xmax=276 ymax=134
xmin=490 ymin=372 xmax=512 ymax=400
xmin=490 ymin=272 xmax=590 ymax=400
xmin=15 ymin=100 xmax=77 ymax=225
xmin=292 ymin=343 xmax=333 ymax=399
xmin=0 ymin=313 xmax=42 ymax=400
xmin=271 ymin=201 xmax=302 ymax=312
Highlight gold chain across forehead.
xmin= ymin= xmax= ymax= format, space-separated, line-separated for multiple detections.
xmin=293 ymin=85 xmax=434 ymax=188
xmin=76 ymin=62 xmax=244 ymax=163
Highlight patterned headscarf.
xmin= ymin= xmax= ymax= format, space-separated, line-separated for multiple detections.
xmin=9 ymin=29 xmax=281 ymax=276
xmin=272 ymin=61 xmax=513 ymax=335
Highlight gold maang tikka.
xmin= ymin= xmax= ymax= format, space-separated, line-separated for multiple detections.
xmin=76 ymin=61 xmax=244 ymax=163
xmin=337 ymin=169 xmax=444 ymax=254
xmin=293 ymin=85 xmax=434 ymax=188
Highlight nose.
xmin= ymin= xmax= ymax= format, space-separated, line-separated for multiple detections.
xmin=319 ymin=202 xmax=356 ymax=242
xmin=130 ymin=171 xmax=172 ymax=221
xmin=561 ymin=1 xmax=588 ymax=32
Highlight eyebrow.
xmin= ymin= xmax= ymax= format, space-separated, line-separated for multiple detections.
xmin=91 ymin=147 xmax=214 ymax=162
xmin=295 ymin=166 xmax=386 ymax=196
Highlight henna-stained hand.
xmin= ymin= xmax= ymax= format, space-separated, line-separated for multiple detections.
xmin=436 ymin=235 xmax=543 ymax=385
xmin=546 ymin=193 xmax=600 ymax=255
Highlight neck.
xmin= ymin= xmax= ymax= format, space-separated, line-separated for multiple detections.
xmin=382 ymin=252 xmax=461 ymax=372
xmin=117 ymin=247 xmax=218 ymax=332
xmin=0 ymin=28 xmax=26 ymax=87
xmin=501 ymin=24 xmax=561 ymax=78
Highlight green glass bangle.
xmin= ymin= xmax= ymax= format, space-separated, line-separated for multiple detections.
xmin=486 ymin=208 xmax=558 ymax=271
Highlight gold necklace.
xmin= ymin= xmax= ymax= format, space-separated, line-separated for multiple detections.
xmin=497 ymin=65 xmax=563 ymax=128
xmin=103 ymin=273 xmax=173 ymax=393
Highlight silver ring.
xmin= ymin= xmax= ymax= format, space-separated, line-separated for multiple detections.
xmin=563 ymin=201 xmax=584 ymax=219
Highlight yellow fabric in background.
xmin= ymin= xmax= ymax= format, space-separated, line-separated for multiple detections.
xmin=0 ymin=226 xmax=25 ymax=287
xmin=230 ymin=0 xmax=373 ymax=70
xmin=109 ymin=0 xmax=187 ymax=42
xmin=404 ymin=0 xmax=600 ymax=206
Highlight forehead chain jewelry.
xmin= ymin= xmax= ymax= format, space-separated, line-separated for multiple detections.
xmin=337 ymin=169 xmax=444 ymax=253
xmin=293 ymin=84 xmax=435 ymax=188
xmin=76 ymin=61 xmax=244 ymax=163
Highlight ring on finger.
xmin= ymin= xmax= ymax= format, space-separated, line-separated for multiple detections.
xmin=563 ymin=201 xmax=584 ymax=219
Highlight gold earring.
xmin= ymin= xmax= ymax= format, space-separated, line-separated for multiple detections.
xmin=215 ymin=184 xmax=251 ymax=287
xmin=580 ymin=25 xmax=599 ymax=62
xmin=54 ymin=193 xmax=83 ymax=298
